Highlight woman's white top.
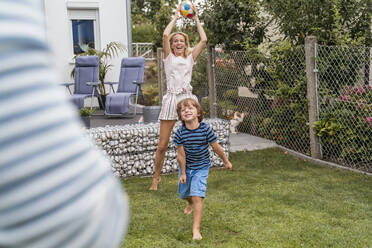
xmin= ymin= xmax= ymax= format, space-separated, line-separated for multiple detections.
xmin=163 ymin=52 xmax=195 ymax=94
xmin=158 ymin=52 xmax=198 ymax=120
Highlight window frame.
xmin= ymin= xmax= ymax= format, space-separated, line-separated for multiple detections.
xmin=67 ymin=8 xmax=101 ymax=55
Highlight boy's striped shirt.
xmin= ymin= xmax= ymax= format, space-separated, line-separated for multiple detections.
xmin=174 ymin=122 xmax=217 ymax=169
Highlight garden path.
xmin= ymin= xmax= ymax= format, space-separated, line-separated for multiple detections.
xmin=229 ymin=133 xmax=277 ymax=152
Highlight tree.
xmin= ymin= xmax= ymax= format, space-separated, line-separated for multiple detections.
xmin=132 ymin=23 xmax=156 ymax=43
xmin=262 ymin=0 xmax=371 ymax=46
xmin=132 ymin=0 xmax=178 ymax=21
xmin=335 ymin=0 xmax=371 ymax=45
xmin=132 ymin=0 xmax=179 ymax=47
xmin=153 ymin=0 xmax=174 ymax=49
xmin=201 ymin=0 xmax=265 ymax=50
xmin=262 ymin=0 xmax=371 ymax=85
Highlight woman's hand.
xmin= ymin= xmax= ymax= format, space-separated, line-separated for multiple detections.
xmin=192 ymin=4 xmax=199 ymax=21
xmin=174 ymin=4 xmax=182 ymax=19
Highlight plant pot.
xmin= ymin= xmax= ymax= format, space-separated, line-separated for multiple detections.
xmin=143 ymin=105 xmax=161 ymax=123
xmin=81 ymin=116 xmax=91 ymax=128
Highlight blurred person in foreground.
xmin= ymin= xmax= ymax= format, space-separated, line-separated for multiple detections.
xmin=0 ymin=1 xmax=128 ymax=247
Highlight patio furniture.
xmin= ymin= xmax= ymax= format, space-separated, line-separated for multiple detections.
xmin=104 ymin=57 xmax=145 ymax=116
xmin=63 ymin=55 xmax=101 ymax=109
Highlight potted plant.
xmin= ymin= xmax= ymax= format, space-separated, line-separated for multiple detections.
xmin=80 ymin=107 xmax=96 ymax=128
xmin=141 ymin=84 xmax=161 ymax=123
xmin=71 ymin=42 xmax=126 ymax=108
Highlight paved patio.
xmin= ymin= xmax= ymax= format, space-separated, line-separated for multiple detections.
xmin=90 ymin=110 xmax=141 ymax=127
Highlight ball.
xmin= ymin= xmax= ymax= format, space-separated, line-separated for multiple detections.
xmin=180 ymin=1 xmax=195 ymax=19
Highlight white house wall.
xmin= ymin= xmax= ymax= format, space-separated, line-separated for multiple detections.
xmin=43 ymin=0 xmax=129 ymax=90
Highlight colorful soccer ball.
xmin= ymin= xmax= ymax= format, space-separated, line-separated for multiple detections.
xmin=180 ymin=1 xmax=195 ymax=19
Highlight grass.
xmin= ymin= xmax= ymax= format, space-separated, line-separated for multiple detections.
xmin=120 ymin=148 xmax=372 ymax=248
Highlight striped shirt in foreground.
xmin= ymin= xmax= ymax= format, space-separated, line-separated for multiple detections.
xmin=174 ymin=122 xmax=218 ymax=169
xmin=0 ymin=1 xmax=128 ymax=248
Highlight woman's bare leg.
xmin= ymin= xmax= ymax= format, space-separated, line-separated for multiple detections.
xmin=149 ymin=120 xmax=177 ymax=190
xmin=191 ymin=196 xmax=203 ymax=240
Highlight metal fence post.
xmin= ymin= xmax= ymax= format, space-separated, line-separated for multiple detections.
xmin=305 ymin=36 xmax=321 ymax=159
xmin=157 ymin=47 xmax=164 ymax=104
xmin=207 ymin=45 xmax=217 ymax=118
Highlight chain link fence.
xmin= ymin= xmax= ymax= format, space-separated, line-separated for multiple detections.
xmin=316 ymin=45 xmax=372 ymax=172
xmin=214 ymin=46 xmax=310 ymax=155
xmin=156 ymin=43 xmax=372 ymax=173
xmin=191 ymin=51 xmax=210 ymax=114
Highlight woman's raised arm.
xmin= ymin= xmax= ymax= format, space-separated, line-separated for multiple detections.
xmin=163 ymin=5 xmax=181 ymax=59
xmin=191 ymin=7 xmax=207 ymax=61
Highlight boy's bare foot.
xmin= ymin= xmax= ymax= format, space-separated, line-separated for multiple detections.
xmin=184 ymin=204 xmax=193 ymax=214
xmin=192 ymin=230 xmax=202 ymax=240
xmin=149 ymin=177 xmax=161 ymax=190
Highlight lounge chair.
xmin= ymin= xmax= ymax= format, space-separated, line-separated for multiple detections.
xmin=63 ymin=55 xmax=101 ymax=109
xmin=104 ymin=57 xmax=145 ymax=116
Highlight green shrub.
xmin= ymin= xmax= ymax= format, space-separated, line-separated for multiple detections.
xmin=200 ymin=96 xmax=210 ymax=118
xmin=132 ymin=24 xmax=155 ymax=43
xmin=313 ymin=116 xmax=342 ymax=141
xmin=316 ymin=85 xmax=372 ymax=170
xmin=144 ymin=62 xmax=157 ymax=85
xmin=191 ymin=52 xmax=209 ymax=100
xmin=223 ymin=89 xmax=238 ymax=103
xmin=79 ymin=107 xmax=96 ymax=117
xmin=141 ymin=84 xmax=159 ymax=106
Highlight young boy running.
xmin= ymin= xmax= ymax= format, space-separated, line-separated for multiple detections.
xmin=174 ymin=98 xmax=232 ymax=240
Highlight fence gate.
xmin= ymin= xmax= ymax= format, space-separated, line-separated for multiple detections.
xmin=132 ymin=43 xmax=154 ymax=60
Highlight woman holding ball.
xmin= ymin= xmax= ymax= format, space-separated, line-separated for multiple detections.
xmin=149 ymin=2 xmax=207 ymax=190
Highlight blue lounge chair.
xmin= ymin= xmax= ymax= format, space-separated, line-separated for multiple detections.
xmin=63 ymin=56 xmax=101 ymax=109
xmin=105 ymin=57 xmax=145 ymax=116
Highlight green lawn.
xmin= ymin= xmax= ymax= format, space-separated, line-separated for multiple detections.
xmin=120 ymin=148 xmax=372 ymax=248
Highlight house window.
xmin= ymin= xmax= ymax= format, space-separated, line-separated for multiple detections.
xmin=72 ymin=20 xmax=95 ymax=54
xmin=68 ymin=9 xmax=100 ymax=55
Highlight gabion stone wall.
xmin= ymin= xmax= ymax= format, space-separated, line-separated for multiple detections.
xmin=87 ymin=119 xmax=230 ymax=177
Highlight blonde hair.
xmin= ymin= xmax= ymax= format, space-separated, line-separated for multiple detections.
xmin=169 ymin=32 xmax=193 ymax=58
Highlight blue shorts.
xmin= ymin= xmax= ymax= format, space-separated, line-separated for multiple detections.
xmin=178 ymin=166 xmax=209 ymax=199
